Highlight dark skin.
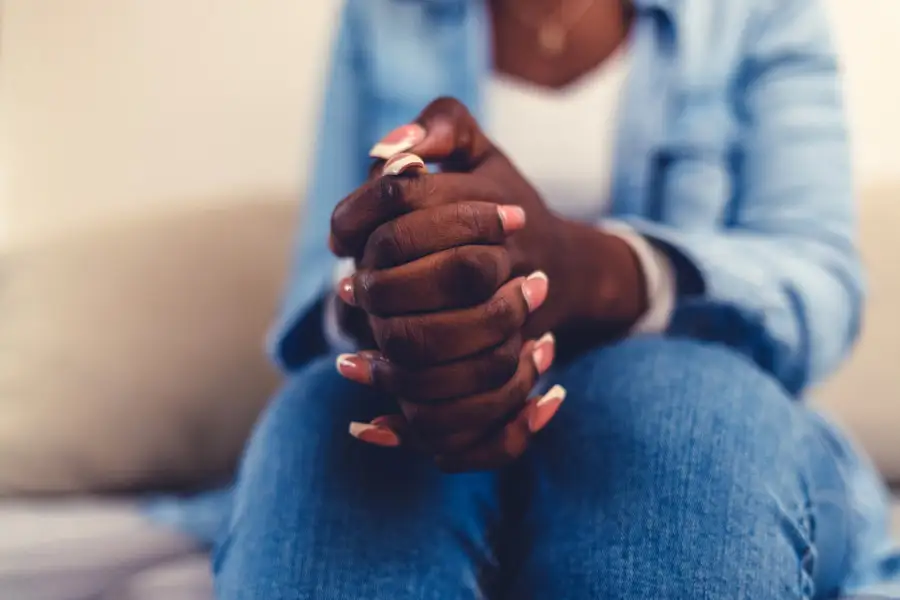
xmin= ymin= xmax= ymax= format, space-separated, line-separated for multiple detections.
xmin=332 ymin=1 xmax=645 ymax=472
xmin=492 ymin=0 xmax=633 ymax=90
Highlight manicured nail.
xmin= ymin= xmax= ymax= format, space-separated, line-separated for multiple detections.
xmin=497 ymin=205 xmax=526 ymax=232
xmin=531 ymin=332 xmax=556 ymax=374
xmin=349 ymin=422 xmax=401 ymax=447
xmin=369 ymin=124 xmax=427 ymax=159
xmin=382 ymin=152 xmax=427 ymax=176
xmin=528 ymin=384 xmax=567 ymax=433
xmin=370 ymin=415 xmax=393 ymax=427
xmin=522 ymin=271 xmax=549 ymax=312
xmin=335 ymin=354 xmax=371 ymax=385
xmin=337 ymin=277 xmax=356 ymax=306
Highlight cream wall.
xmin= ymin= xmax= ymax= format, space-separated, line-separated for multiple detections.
xmin=0 ymin=0 xmax=899 ymax=243
xmin=828 ymin=0 xmax=900 ymax=190
xmin=0 ymin=0 xmax=339 ymax=243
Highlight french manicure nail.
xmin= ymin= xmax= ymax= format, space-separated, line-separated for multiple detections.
xmin=522 ymin=271 xmax=549 ymax=312
xmin=349 ymin=422 xmax=401 ymax=447
xmin=337 ymin=277 xmax=356 ymax=306
xmin=497 ymin=205 xmax=527 ymax=232
xmin=335 ymin=354 xmax=371 ymax=385
xmin=532 ymin=332 xmax=556 ymax=374
xmin=383 ymin=153 xmax=427 ymax=176
xmin=369 ymin=124 xmax=427 ymax=159
xmin=529 ymin=384 xmax=567 ymax=433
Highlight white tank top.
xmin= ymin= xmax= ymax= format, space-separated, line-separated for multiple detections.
xmin=486 ymin=45 xmax=632 ymax=222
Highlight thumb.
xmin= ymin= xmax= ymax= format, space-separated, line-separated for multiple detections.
xmin=370 ymin=97 xmax=506 ymax=173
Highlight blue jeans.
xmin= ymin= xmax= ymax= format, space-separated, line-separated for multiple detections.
xmin=213 ymin=337 xmax=896 ymax=599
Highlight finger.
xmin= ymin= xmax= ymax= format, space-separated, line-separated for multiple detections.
xmin=434 ymin=384 xmax=567 ymax=473
xmin=369 ymin=98 xmax=503 ymax=174
xmin=356 ymin=202 xmax=525 ymax=270
xmin=347 ymin=416 xmax=404 ymax=448
xmin=341 ymin=245 xmax=511 ymax=317
xmin=368 ymin=124 xmax=427 ymax=162
xmin=334 ymin=337 xmax=518 ymax=395
xmin=399 ymin=336 xmax=557 ymax=454
xmin=330 ymin=172 xmax=505 ymax=258
xmin=370 ymin=271 xmax=549 ymax=367
xmin=382 ymin=334 xmax=524 ymax=402
xmin=336 ymin=331 xmax=554 ymax=402
xmin=381 ymin=331 xmax=557 ymax=405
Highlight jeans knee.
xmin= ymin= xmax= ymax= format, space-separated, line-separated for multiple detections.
xmin=550 ymin=336 xmax=805 ymax=487
xmin=239 ymin=356 xmax=386 ymax=474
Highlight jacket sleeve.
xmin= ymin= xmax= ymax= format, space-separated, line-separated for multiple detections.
xmin=268 ymin=0 xmax=372 ymax=371
xmin=626 ymin=0 xmax=864 ymax=395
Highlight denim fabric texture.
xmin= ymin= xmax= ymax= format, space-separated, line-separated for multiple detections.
xmin=213 ymin=338 xmax=899 ymax=598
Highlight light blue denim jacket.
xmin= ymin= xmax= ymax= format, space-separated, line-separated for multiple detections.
xmin=273 ymin=0 xmax=862 ymax=395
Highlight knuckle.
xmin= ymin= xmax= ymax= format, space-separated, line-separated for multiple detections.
xmin=452 ymin=202 xmax=484 ymax=234
xmin=377 ymin=176 xmax=406 ymax=209
xmin=366 ymin=222 xmax=406 ymax=267
xmin=478 ymin=336 xmax=521 ymax=389
xmin=432 ymin=96 xmax=467 ymax=117
xmin=329 ymin=208 xmax=355 ymax=248
xmin=509 ymin=369 xmax=534 ymax=403
xmin=483 ymin=292 xmax=518 ymax=335
xmin=353 ymin=271 xmax=379 ymax=310
xmin=377 ymin=318 xmax=429 ymax=365
xmin=448 ymin=247 xmax=504 ymax=304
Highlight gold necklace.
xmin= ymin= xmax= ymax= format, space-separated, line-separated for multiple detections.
xmin=503 ymin=0 xmax=598 ymax=56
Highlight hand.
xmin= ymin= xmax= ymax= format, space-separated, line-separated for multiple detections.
xmin=328 ymin=98 xmax=648 ymax=470
xmin=331 ymin=98 xmax=648 ymax=346
xmin=338 ymin=334 xmax=567 ymax=472
xmin=329 ymin=152 xmax=565 ymax=471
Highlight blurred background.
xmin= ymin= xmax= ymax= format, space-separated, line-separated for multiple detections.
xmin=3 ymin=1 xmax=900 ymax=238
xmin=0 ymin=1 xmax=898 ymax=598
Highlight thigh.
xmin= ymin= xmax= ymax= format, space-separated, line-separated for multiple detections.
xmin=507 ymin=336 xmax=882 ymax=600
xmin=215 ymin=356 xmax=501 ymax=600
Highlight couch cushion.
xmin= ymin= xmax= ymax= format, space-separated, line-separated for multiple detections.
xmin=0 ymin=497 xmax=202 ymax=600
xmin=814 ymin=188 xmax=900 ymax=482
xmin=100 ymin=554 xmax=212 ymax=600
xmin=0 ymin=200 xmax=295 ymax=494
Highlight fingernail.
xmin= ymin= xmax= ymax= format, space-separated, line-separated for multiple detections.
xmin=369 ymin=124 xmax=427 ymax=159
xmin=349 ymin=422 xmax=401 ymax=447
xmin=382 ymin=152 xmax=427 ymax=176
xmin=529 ymin=384 xmax=567 ymax=433
xmin=335 ymin=353 xmax=371 ymax=385
xmin=497 ymin=205 xmax=526 ymax=232
xmin=531 ymin=332 xmax=556 ymax=374
xmin=337 ymin=277 xmax=356 ymax=306
xmin=522 ymin=271 xmax=549 ymax=312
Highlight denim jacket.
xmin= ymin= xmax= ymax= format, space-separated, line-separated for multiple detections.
xmin=272 ymin=0 xmax=863 ymax=395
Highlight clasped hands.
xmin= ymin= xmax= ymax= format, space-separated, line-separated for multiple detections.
xmin=330 ymin=98 xmax=647 ymax=472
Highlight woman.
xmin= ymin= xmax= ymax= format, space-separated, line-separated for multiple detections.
xmin=213 ymin=0 xmax=900 ymax=597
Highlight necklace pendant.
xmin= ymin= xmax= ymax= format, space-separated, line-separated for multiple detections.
xmin=538 ymin=23 xmax=567 ymax=56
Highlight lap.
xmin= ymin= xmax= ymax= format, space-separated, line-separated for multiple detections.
xmin=523 ymin=335 xmax=892 ymax=596
xmin=224 ymin=336 xmax=893 ymax=598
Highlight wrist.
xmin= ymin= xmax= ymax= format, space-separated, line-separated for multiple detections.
xmin=551 ymin=219 xmax=648 ymax=334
